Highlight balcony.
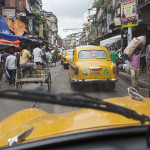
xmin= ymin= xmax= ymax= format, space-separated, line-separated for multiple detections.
xmin=138 ymin=0 xmax=150 ymax=9
xmin=138 ymin=0 xmax=150 ymax=24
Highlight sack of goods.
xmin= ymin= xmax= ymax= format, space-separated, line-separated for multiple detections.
xmin=124 ymin=37 xmax=143 ymax=56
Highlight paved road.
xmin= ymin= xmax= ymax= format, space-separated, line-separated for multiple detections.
xmin=0 ymin=61 xmax=149 ymax=120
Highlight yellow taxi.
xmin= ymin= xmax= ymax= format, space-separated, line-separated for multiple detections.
xmin=63 ymin=49 xmax=74 ymax=69
xmin=61 ymin=50 xmax=65 ymax=65
xmin=69 ymin=45 xmax=118 ymax=89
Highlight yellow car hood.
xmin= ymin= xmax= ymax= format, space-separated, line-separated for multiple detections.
xmin=0 ymin=97 xmax=150 ymax=146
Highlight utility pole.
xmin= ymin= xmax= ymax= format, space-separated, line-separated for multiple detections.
xmin=126 ymin=27 xmax=132 ymax=73
xmin=121 ymin=27 xmax=124 ymax=53
xmin=128 ymin=27 xmax=132 ymax=45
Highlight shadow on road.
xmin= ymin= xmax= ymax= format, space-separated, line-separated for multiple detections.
xmin=72 ymin=83 xmax=117 ymax=93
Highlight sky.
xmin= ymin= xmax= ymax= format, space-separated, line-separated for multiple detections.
xmin=42 ymin=0 xmax=93 ymax=39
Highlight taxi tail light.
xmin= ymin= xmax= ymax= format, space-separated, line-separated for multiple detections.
xmin=113 ymin=66 xmax=117 ymax=74
xmin=74 ymin=67 xmax=79 ymax=74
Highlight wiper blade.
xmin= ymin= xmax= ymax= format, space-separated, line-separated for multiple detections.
xmin=0 ymin=90 xmax=149 ymax=124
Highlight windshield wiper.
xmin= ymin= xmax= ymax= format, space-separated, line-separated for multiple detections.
xmin=0 ymin=89 xmax=149 ymax=124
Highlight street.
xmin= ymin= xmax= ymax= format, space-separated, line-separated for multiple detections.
xmin=0 ymin=61 xmax=149 ymax=121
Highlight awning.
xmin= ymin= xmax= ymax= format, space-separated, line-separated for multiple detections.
xmin=29 ymin=38 xmax=43 ymax=43
xmin=0 ymin=32 xmax=28 ymax=42
xmin=0 ymin=39 xmax=20 ymax=47
xmin=0 ymin=16 xmax=11 ymax=34
xmin=100 ymin=35 xmax=125 ymax=47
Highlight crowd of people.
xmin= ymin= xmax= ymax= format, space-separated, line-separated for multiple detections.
xmin=0 ymin=43 xmax=59 ymax=86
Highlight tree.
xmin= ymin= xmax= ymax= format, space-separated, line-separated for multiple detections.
xmin=92 ymin=0 xmax=101 ymax=8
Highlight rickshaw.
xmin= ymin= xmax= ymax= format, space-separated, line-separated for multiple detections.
xmin=16 ymin=63 xmax=51 ymax=92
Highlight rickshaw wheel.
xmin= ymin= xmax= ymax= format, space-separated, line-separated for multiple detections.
xmin=16 ymin=82 xmax=19 ymax=90
xmin=47 ymin=73 xmax=51 ymax=92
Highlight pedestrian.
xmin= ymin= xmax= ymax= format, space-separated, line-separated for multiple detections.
xmin=110 ymin=49 xmax=119 ymax=65
xmin=33 ymin=43 xmax=45 ymax=65
xmin=0 ymin=50 xmax=3 ymax=80
xmin=16 ymin=52 xmax=21 ymax=72
xmin=32 ymin=43 xmax=45 ymax=77
xmin=1 ymin=48 xmax=9 ymax=82
xmin=20 ymin=44 xmax=37 ymax=77
xmin=5 ymin=49 xmax=17 ymax=85
xmin=48 ymin=52 xmax=53 ymax=66
xmin=140 ymin=51 xmax=146 ymax=73
xmin=128 ymin=47 xmax=144 ymax=89
xmin=146 ymin=44 xmax=150 ymax=76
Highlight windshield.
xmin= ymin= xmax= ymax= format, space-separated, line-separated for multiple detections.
xmin=78 ymin=50 xmax=107 ymax=59
xmin=0 ymin=0 xmax=150 ymax=149
xmin=67 ymin=51 xmax=73 ymax=55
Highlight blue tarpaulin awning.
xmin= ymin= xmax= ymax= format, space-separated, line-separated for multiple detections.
xmin=0 ymin=32 xmax=28 ymax=42
xmin=0 ymin=16 xmax=11 ymax=34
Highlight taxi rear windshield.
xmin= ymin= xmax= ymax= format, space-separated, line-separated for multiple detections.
xmin=67 ymin=51 xmax=73 ymax=55
xmin=78 ymin=50 xmax=107 ymax=59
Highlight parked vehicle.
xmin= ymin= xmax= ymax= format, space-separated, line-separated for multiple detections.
xmin=0 ymin=88 xmax=150 ymax=150
xmin=69 ymin=45 xmax=118 ymax=89
xmin=63 ymin=49 xmax=73 ymax=69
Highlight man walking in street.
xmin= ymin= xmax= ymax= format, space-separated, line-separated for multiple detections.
xmin=5 ymin=49 xmax=17 ymax=85
xmin=110 ymin=49 xmax=119 ymax=65
xmin=33 ymin=43 xmax=45 ymax=65
xmin=146 ymin=44 xmax=150 ymax=76
xmin=128 ymin=47 xmax=144 ymax=89
xmin=1 ymin=48 xmax=9 ymax=81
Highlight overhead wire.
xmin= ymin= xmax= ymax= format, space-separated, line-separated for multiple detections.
xmin=47 ymin=0 xmax=93 ymax=37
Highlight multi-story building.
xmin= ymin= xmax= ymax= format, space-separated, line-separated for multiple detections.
xmin=83 ymin=8 xmax=97 ymax=44
xmin=0 ymin=0 xmax=43 ymax=37
xmin=63 ymin=33 xmax=78 ymax=49
xmin=46 ymin=12 xmax=58 ymax=47
xmin=137 ymin=0 xmax=150 ymax=44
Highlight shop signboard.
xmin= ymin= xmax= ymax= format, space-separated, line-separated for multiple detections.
xmin=28 ymin=18 xmax=33 ymax=33
xmin=121 ymin=0 xmax=138 ymax=28
xmin=115 ymin=18 xmax=121 ymax=26
xmin=2 ymin=9 xmax=16 ymax=18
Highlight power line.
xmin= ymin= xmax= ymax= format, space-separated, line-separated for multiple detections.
xmin=83 ymin=0 xmax=93 ymax=14
xmin=48 ymin=0 xmax=57 ymax=15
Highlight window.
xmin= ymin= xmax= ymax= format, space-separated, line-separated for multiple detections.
xmin=0 ymin=0 xmax=5 ymax=7
xmin=67 ymin=51 xmax=73 ymax=55
xmin=78 ymin=50 xmax=107 ymax=59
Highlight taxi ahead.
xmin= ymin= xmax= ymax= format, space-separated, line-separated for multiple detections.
xmin=69 ymin=45 xmax=117 ymax=89
xmin=63 ymin=49 xmax=73 ymax=69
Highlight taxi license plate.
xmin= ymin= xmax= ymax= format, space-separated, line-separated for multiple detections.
xmin=90 ymin=69 xmax=100 ymax=76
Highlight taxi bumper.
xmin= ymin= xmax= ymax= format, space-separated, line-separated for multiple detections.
xmin=72 ymin=79 xmax=118 ymax=83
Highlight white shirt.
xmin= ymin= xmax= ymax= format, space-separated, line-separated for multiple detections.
xmin=5 ymin=55 xmax=17 ymax=70
xmin=33 ymin=47 xmax=44 ymax=63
